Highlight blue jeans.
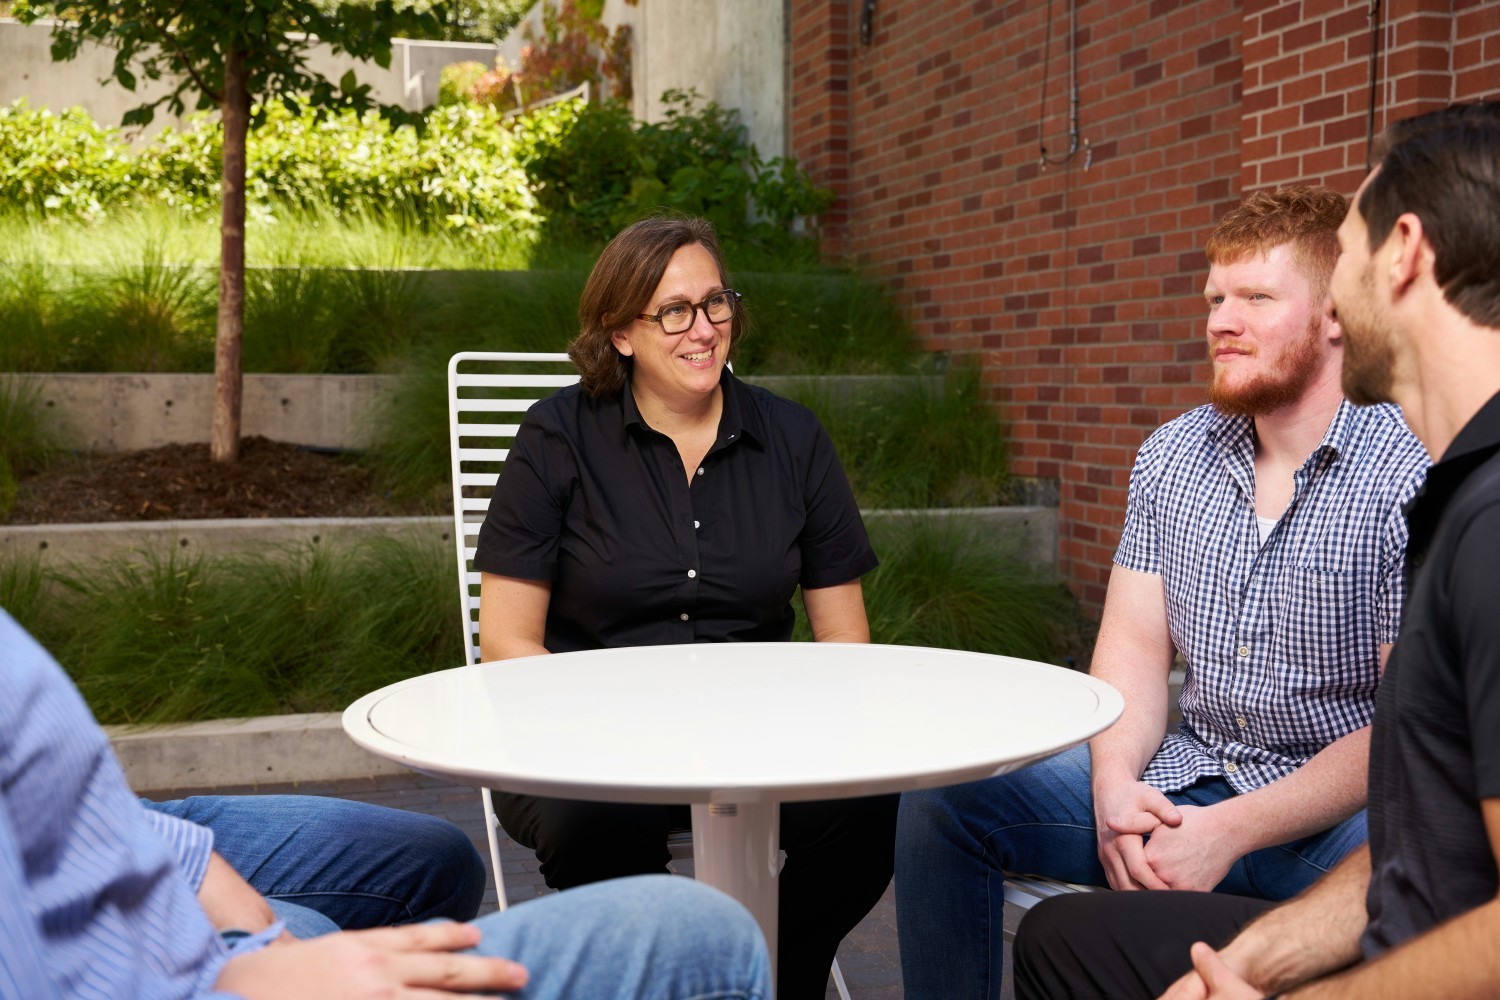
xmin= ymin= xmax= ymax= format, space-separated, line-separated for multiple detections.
xmin=145 ymin=794 xmax=487 ymax=939
xmin=894 ymin=745 xmax=1369 ymax=1000
xmin=466 ymin=875 xmax=770 ymax=1000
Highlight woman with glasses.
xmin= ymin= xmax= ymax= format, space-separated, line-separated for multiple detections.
xmin=473 ymin=215 xmax=896 ymax=999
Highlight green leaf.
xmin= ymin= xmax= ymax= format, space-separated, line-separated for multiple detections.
xmin=339 ymin=70 xmax=358 ymax=96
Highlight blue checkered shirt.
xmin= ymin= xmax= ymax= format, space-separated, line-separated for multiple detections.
xmin=1117 ymin=400 xmax=1430 ymax=794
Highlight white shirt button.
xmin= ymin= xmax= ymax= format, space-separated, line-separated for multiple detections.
xmin=1237 ymin=645 xmax=1250 ymax=658
xmin=694 ymin=520 xmax=700 ymax=529
xmin=1236 ymin=716 xmax=1247 ymax=728
xmin=679 ymin=613 xmax=689 ymax=621
xmin=1225 ymin=762 xmax=1239 ymax=774
xmin=687 ymin=569 xmax=697 ymax=579
xmin=696 ymin=467 xmax=705 ymax=476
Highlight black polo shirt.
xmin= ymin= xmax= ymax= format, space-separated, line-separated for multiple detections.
xmin=473 ymin=370 xmax=878 ymax=653
xmin=1362 ymin=390 xmax=1500 ymax=956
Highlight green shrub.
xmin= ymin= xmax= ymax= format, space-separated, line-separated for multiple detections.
xmin=781 ymin=363 xmax=1011 ymax=508
xmin=0 ymin=375 xmax=75 ymax=476
xmin=0 ymin=102 xmax=134 ymax=218
xmin=68 ymin=237 xmax=217 ymax=372
xmin=0 ymin=92 xmax=829 ymax=259
xmin=12 ymin=536 xmax=463 ymax=724
xmin=5 ymin=521 xmax=1078 ymax=724
xmin=853 ymin=515 xmax=1082 ymax=662
xmin=512 ymin=90 xmax=831 ymax=251
xmin=734 ymin=270 xmax=916 ymax=375
xmin=0 ymin=237 xmax=61 ymax=371
xmin=439 ymin=60 xmax=489 ymax=105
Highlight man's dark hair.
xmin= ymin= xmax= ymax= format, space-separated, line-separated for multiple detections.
xmin=1361 ymin=101 xmax=1500 ymax=327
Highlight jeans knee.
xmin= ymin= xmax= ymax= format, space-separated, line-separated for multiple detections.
xmin=415 ymin=817 xmax=486 ymax=919
xmin=897 ymin=786 xmax=961 ymax=843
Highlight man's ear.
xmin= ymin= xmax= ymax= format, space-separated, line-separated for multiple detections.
xmin=609 ymin=328 xmax=634 ymax=357
xmin=1387 ymin=212 xmax=1430 ymax=298
xmin=1320 ymin=294 xmax=1342 ymax=344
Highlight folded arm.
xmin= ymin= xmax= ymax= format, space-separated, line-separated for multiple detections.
xmin=1164 ymin=799 xmax=1500 ymax=999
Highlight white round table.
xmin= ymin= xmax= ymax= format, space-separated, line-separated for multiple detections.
xmin=343 ymin=642 xmax=1122 ymax=978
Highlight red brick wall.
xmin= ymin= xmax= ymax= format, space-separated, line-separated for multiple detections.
xmin=788 ymin=0 xmax=1500 ymax=611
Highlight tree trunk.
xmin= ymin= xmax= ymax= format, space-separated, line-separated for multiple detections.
xmin=211 ymin=47 xmax=249 ymax=463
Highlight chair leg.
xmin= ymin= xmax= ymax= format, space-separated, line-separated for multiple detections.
xmin=830 ymin=956 xmax=852 ymax=1000
xmin=479 ymin=787 xmax=509 ymax=912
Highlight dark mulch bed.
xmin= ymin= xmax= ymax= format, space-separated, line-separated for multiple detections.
xmin=6 ymin=437 xmax=436 ymax=524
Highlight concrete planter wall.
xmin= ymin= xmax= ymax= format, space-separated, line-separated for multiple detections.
xmin=14 ymin=373 xmax=398 ymax=452
xmin=11 ymin=372 xmax=944 ymax=453
xmin=6 ymin=370 xmax=1058 ymax=572
xmin=3 ymin=506 xmax=1058 ymax=575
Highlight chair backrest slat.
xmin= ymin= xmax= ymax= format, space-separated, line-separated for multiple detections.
xmin=448 ymin=351 xmax=579 ymax=666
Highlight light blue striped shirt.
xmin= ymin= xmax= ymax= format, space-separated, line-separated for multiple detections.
xmin=1116 ymin=400 xmax=1430 ymax=792
xmin=0 ymin=609 xmax=275 ymax=999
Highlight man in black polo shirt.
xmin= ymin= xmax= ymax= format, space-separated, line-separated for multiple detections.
xmin=1011 ymin=100 xmax=1500 ymax=999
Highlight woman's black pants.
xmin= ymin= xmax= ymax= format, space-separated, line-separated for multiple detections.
xmin=493 ymin=790 xmax=899 ymax=1000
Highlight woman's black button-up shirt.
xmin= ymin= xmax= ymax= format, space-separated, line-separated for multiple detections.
xmin=474 ymin=371 xmax=878 ymax=653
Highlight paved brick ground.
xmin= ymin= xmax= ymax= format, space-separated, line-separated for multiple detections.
xmin=141 ymin=772 xmax=1024 ymax=999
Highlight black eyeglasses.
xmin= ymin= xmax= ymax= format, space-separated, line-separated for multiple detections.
xmin=637 ymin=290 xmax=741 ymax=335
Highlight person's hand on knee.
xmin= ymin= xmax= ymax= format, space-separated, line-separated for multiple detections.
xmin=215 ymin=921 xmax=528 ymax=999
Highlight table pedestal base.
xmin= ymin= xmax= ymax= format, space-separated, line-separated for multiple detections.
xmin=690 ymin=800 xmax=781 ymax=989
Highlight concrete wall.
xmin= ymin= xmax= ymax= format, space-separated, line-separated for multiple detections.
xmin=0 ymin=18 xmax=495 ymax=137
xmin=15 ymin=373 xmax=399 ymax=452
xmin=14 ymin=372 xmax=938 ymax=454
xmin=4 ymin=508 xmax=1057 ymax=576
xmin=498 ymin=0 xmax=785 ymax=160
xmin=631 ymin=0 xmax=785 ymax=160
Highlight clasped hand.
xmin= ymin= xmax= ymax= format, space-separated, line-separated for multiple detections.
xmin=1096 ymin=783 xmax=1240 ymax=891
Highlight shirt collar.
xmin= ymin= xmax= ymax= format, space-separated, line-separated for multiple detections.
xmin=1409 ymin=390 xmax=1500 ymax=516
xmin=619 ymin=368 xmax=765 ymax=448
xmin=1402 ymin=390 xmax=1500 ymax=573
xmin=1207 ymin=398 xmax=1356 ymax=469
xmin=1438 ymin=389 xmax=1500 ymax=466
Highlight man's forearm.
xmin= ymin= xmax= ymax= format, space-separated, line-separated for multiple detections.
xmin=1089 ymin=661 xmax=1171 ymax=786
xmin=1225 ymin=844 xmax=1370 ymax=992
xmin=1207 ymin=726 xmax=1369 ymax=856
xmin=1284 ymin=895 xmax=1500 ymax=999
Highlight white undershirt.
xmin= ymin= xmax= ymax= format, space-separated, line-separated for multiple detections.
xmin=1256 ymin=514 xmax=1280 ymax=546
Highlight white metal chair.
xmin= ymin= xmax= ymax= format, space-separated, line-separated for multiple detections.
xmin=445 ymin=350 xmax=852 ymax=998
xmin=1003 ymin=873 xmax=1104 ymax=911
xmin=448 ymin=351 xmax=580 ymax=911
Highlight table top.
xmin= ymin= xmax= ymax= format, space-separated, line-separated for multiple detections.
xmin=342 ymin=642 xmax=1122 ymax=804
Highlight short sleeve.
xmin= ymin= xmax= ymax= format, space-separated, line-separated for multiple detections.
xmin=473 ymin=411 xmax=573 ymax=581
xmin=1450 ymin=501 xmax=1500 ymax=797
xmin=1113 ymin=431 xmax=1165 ymax=575
xmin=1374 ymin=471 xmax=1424 ymax=644
xmin=798 ymin=417 xmax=879 ymax=589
